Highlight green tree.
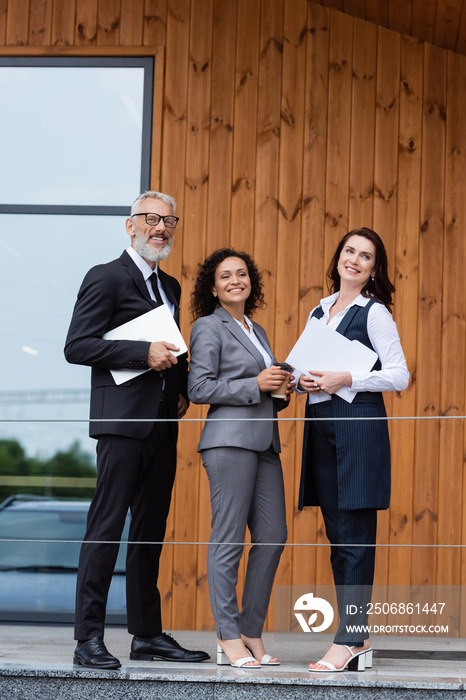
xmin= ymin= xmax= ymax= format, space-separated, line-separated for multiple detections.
xmin=0 ymin=439 xmax=96 ymax=503
xmin=0 ymin=440 xmax=29 ymax=477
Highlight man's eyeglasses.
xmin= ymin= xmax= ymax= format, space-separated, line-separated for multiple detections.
xmin=131 ymin=213 xmax=179 ymax=228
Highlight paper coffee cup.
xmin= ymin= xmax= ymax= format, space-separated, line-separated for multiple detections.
xmin=271 ymin=362 xmax=293 ymax=399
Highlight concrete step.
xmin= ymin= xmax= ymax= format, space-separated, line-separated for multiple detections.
xmin=1 ymin=665 xmax=465 ymax=700
xmin=1 ymin=627 xmax=465 ymax=699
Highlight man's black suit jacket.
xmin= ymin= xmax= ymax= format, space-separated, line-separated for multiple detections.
xmin=65 ymin=250 xmax=188 ymax=440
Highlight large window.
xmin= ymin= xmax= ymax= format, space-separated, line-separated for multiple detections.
xmin=0 ymin=57 xmax=153 ymax=213
xmin=0 ymin=57 xmax=154 ymax=486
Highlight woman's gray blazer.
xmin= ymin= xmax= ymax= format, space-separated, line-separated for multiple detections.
xmin=188 ymin=305 xmax=287 ymax=453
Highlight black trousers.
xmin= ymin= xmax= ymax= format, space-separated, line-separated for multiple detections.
xmin=74 ymin=402 xmax=176 ymax=641
xmin=308 ymin=400 xmax=377 ymax=646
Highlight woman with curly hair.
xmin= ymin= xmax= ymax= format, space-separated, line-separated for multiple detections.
xmin=188 ymin=248 xmax=293 ymax=669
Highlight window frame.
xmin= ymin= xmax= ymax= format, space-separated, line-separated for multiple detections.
xmin=0 ymin=55 xmax=154 ymax=216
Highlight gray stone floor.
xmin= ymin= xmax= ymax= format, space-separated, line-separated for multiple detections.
xmin=1 ymin=625 xmax=466 ymax=692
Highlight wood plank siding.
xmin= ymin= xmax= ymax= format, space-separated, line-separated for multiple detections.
xmin=1 ymin=0 xmax=465 ymax=632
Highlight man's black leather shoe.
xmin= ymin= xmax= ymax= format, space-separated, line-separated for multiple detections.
xmin=73 ymin=637 xmax=121 ymax=669
xmin=130 ymin=633 xmax=210 ymax=662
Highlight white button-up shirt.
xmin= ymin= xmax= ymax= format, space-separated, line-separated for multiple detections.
xmin=233 ymin=315 xmax=273 ymax=368
xmin=295 ymin=292 xmax=409 ymax=404
xmin=126 ymin=246 xmax=175 ymax=315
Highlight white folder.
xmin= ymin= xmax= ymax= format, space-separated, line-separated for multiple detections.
xmin=103 ymin=305 xmax=187 ymax=385
xmin=286 ymin=317 xmax=378 ymax=403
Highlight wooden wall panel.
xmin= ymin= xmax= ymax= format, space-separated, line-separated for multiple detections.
xmin=120 ymin=0 xmax=144 ymax=45
xmin=318 ymin=8 xmax=354 ymax=588
xmin=388 ymin=35 xmax=423 ymax=587
xmin=6 ymin=0 xmax=29 ymax=44
xmin=348 ymin=17 xmax=376 ymax=229
xmin=199 ymin=0 xmax=239 ymax=619
xmin=150 ymin=46 xmax=165 ymax=193
xmin=28 ymin=0 xmax=52 ymax=45
xmin=249 ymin=0 xmax=284 ymax=618
xmin=437 ymin=50 xmax=466 ymax=591
xmin=97 ymin=0 xmax=121 ymax=46
xmin=253 ymin=0 xmax=283 ymax=336
xmin=51 ymin=0 xmax=76 ymax=46
xmin=143 ymin=0 xmax=167 ymax=46
xmin=160 ymin=0 xmax=189 ymax=278
xmin=324 ymin=9 xmax=353 ymax=257
xmin=229 ymin=0 xmax=260 ymax=253
xmin=373 ymin=26 xmax=400 ymax=257
xmin=156 ymin=0 xmax=191 ymax=627
xmin=230 ymin=0 xmax=260 ymax=583
xmin=2 ymin=0 xmax=466 ymax=631
xmin=300 ymin=1 xmax=329 ymax=322
xmin=372 ymin=25 xmax=400 ymax=586
xmin=144 ymin=4 xmax=166 ymax=193
xmin=0 ymin=0 xmax=7 ymax=45
xmin=205 ymin=0 xmax=236 ymax=253
xmin=412 ymin=43 xmax=447 ymax=587
xmin=270 ymin=0 xmax=307 ymax=622
xmin=173 ymin=0 xmax=212 ymax=631
xmin=292 ymin=1 xmax=329 ymax=593
xmin=460 ymin=55 xmax=466 ymax=635
xmin=75 ymin=0 xmax=98 ymax=45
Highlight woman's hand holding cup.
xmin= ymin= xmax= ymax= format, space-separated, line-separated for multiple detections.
xmin=257 ymin=362 xmax=294 ymax=399
xmin=257 ymin=364 xmax=290 ymax=394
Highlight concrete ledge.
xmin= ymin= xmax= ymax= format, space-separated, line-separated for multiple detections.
xmin=1 ymin=627 xmax=466 ymax=699
xmin=1 ymin=663 xmax=465 ymax=700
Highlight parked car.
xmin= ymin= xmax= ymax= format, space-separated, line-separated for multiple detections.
xmin=0 ymin=494 xmax=128 ymax=623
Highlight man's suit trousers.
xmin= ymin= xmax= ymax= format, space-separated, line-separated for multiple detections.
xmin=74 ymin=402 xmax=176 ymax=641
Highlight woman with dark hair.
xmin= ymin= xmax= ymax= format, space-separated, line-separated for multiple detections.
xmin=188 ymin=248 xmax=292 ymax=668
xmin=296 ymin=228 xmax=408 ymax=673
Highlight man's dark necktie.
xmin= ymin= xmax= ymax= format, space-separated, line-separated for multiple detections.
xmin=149 ymin=272 xmax=164 ymax=307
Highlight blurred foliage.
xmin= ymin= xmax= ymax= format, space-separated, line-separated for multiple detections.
xmin=0 ymin=439 xmax=96 ymax=502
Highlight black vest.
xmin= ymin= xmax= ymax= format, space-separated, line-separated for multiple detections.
xmin=298 ymin=299 xmax=391 ymax=511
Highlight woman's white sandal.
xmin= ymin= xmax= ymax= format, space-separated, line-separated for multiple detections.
xmin=217 ymin=644 xmax=261 ymax=669
xmin=244 ymin=646 xmax=280 ymax=666
xmin=258 ymin=653 xmax=279 ymax=666
xmin=309 ymin=645 xmax=372 ymax=673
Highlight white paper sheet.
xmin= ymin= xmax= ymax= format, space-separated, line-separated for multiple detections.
xmin=285 ymin=317 xmax=378 ymax=403
xmin=103 ymin=305 xmax=187 ymax=385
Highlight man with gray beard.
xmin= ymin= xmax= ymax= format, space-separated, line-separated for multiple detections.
xmin=65 ymin=192 xmax=209 ymax=669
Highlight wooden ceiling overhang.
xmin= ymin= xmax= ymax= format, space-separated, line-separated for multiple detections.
xmin=317 ymin=0 xmax=466 ymax=56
